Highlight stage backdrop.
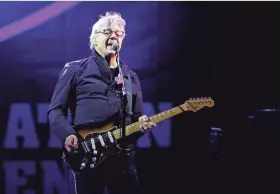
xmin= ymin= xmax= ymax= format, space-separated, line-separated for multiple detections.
xmin=0 ymin=2 xmax=187 ymax=194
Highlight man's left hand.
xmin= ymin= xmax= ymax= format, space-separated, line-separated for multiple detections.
xmin=138 ymin=115 xmax=156 ymax=132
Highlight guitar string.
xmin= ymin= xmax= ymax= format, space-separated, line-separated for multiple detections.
xmin=81 ymin=114 xmax=159 ymax=147
xmin=81 ymin=106 xmax=184 ymax=148
xmin=82 ymin=110 xmax=176 ymax=145
xmin=76 ymin=101 xmax=211 ymax=151
xmin=82 ymin=114 xmax=157 ymax=145
xmin=83 ymin=125 xmax=140 ymax=145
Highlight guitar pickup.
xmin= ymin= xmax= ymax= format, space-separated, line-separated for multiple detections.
xmin=107 ymin=131 xmax=114 ymax=143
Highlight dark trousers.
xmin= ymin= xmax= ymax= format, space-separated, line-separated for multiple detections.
xmin=73 ymin=151 xmax=140 ymax=194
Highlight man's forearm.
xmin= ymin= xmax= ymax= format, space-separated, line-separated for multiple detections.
xmin=48 ymin=109 xmax=77 ymax=143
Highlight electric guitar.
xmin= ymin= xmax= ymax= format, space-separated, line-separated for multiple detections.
xmin=62 ymin=97 xmax=214 ymax=174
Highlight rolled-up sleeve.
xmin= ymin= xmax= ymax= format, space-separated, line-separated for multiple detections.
xmin=48 ymin=63 xmax=78 ymax=143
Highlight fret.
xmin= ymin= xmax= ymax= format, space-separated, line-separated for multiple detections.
xmin=80 ymin=97 xmax=213 ymax=170
xmin=150 ymin=106 xmax=183 ymax=123
xmin=112 ymin=105 xmax=185 ymax=140
xmin=110 ymin=98 xmax=214 ymax=141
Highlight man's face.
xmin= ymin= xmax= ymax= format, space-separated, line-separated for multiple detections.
xmin=94 ymin=23 xmax=125 ymax=57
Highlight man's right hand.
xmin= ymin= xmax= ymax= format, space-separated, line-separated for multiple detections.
xmin=64 ymin=134 xmax=79 ymax=153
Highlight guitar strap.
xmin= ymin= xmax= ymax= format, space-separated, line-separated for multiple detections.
xmin=124 ymin=72 xmax=133 ymax=124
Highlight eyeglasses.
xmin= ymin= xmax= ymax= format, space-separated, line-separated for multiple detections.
xmin=96 ymin=29 xmax=125 ymax=38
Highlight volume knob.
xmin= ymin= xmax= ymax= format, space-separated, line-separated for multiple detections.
xmin=80 ymin=162 xmax=86 ymax=170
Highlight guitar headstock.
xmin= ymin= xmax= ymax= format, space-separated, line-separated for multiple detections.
xmin=181 ymin=97 xmax=214 ymax=112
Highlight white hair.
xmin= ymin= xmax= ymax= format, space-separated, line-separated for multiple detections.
xmin=89 ymin=11 xmax=126 ymax=50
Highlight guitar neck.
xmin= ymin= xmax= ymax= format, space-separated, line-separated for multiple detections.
xmin=112 ymin=105 xmax=186 ymax=140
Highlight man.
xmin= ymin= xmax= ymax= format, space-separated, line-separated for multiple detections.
xmin=48 ymin=11 xmax=156 ymax=194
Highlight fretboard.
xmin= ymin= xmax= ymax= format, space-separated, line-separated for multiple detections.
xmin=112 ymin=104 xmax=188 ymax=140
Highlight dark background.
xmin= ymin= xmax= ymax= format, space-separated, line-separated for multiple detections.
xmin=1 ymin=1 xmax=280 ymax=194
xmin=143 ymin=2 xmax=280 ymax=193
